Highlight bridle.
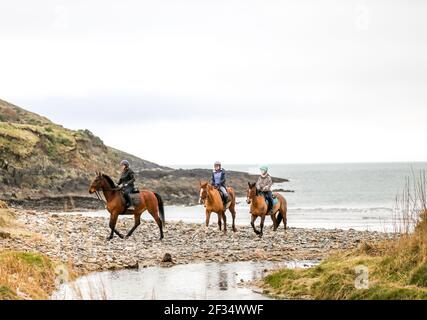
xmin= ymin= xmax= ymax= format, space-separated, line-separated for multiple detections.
xmin=246 ymin=186 xmax=259 ymax=204
xmin=92 ymin=176 xmax=122 ymax=204
xmin=199 ymin=187 xmax=207 ymax=205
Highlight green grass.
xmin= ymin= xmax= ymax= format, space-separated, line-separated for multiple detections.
xmin=0 ymin=285 xmax=17 ymax=300
xmin=263 ymin=231 xmax=427 ymax=300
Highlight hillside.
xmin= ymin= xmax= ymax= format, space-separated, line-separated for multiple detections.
xmin=0 ymin=99 xmax=169 ymax=201
xmin=0 ymin=99 xmax=288 ymax=210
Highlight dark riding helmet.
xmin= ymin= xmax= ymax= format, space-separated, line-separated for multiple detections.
xmin=120 ymin=160 xmax=130 ymax=167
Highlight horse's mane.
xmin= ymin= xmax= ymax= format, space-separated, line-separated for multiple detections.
xmin=102 ymin=174 xmax=116 ymax=188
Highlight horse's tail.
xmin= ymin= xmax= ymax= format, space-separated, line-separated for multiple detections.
xmin=154 ymin=193 xmax=165 ymax=225
xmin=276 ymin=194 xmax=284 ymax=225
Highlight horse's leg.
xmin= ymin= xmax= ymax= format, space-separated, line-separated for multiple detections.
xmin=148 ymin=209 xmax=164 ymax=240
xmin=271 ymin=212 xmax=279 ymax=231
xmin=251 ymin=215 xmax=260 ymax=235
xmin=229 ymin=207 xmax=237 ymax=232
xmin=228 ymin=195 xmax=237 ymax=232
xmin=126 ymin=213 xmax=141 ymax=238
xmin=259 ymin=214 xmax=266 ymax=237
xmin=217 ymin=212 xmax=222 ymax=231
xmin=282 ymin=207 xmax=288 ymax=230
xmin=222 ymin=211 xmax=227 ymax=234
xmin=205 ymin=210 xmax=212 ymax=228
xmin=108 ymin=213 xmax=124 ymax=240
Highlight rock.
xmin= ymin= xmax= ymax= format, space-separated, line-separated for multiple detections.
xmin=162 ymin=253 xmax=173 ymax=263
xmin=0 ymin=200 xmax=9 ymax=209
xmin=0 ymin=230 xmax=11 ymax=239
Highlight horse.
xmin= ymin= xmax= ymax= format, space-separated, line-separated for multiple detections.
xmin=246 ymin=182 xmax=287 ymax=237
xmin=199 ymin=181 xmax=237 ymax=234
xmin=89 ymin=172 xmax=165 ymax=240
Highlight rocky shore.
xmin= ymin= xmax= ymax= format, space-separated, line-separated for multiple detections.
xmin=1 ymin=209 xmax=395 ymax=275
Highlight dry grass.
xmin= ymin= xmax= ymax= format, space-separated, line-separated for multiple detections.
xmin=0 ymin=251 xmax=57 ymax=300
xmin=262 ymin=170 xmax=427 ymax=300
xmin=0 ymin=201 xmax=75 ymax=300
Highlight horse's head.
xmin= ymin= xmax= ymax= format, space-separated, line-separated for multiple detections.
xmin=89 ymin=171 xmax=104 ymax=194
xmin=246 ymin=182 xmax=257 ymax=204
xmin=199 ymin=181 xmax=210 ymax=204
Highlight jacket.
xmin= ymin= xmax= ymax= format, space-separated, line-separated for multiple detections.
xmin=211 ymin=169 xmax=226 ymax=187
xmin=256 ymin=174 xmax=273 ymax=192
xmin=117 ymin=168 xmax=135 ymax=189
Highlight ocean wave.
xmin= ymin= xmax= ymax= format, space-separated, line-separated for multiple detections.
xmin=284 ymin=207 xmax=394 ymax=213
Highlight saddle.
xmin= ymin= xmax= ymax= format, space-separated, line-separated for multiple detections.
xmin=120 ymin=188 xmax=141 ymax=207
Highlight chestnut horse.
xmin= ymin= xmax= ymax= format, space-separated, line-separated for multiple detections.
xmin=199 ymin=182 xmax=237 ymax=233
xmin=246 ymin=182 xmax=287 ymax=237
xmin=89 ymin=172 xmax=165 ymax=240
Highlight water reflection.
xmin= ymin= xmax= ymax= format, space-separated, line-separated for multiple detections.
xmin=53 ymin=260 xmax=318 ymax=300
xmin=218 ymin=269 xmax=228 ymax=291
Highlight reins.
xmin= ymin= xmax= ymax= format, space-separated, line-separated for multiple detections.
xmin=93 ymin=178 xmax=123 ymax=205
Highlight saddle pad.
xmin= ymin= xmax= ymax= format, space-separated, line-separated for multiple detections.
xmin=266 ymin=197 xmax=279 ymax=206
xmin=130 ymin=193 xmax=142 ymax=206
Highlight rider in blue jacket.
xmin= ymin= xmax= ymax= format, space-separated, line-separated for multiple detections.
xmin=211 ymin=161 xmax=229 ymax=204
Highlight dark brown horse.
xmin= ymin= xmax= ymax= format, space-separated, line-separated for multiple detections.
xmin=246 ymin=182 xmax=287 ymax=237
xmin=89 ymin=172 xmax=165 ymax=240
xmin=199 ymin=181 xmax=237 ymax=233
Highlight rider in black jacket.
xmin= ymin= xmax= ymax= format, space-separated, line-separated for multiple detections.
xmin=117 ymin=160 xmax=136 ymax=209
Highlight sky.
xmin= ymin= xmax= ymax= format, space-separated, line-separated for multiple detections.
xmin=1 ymin=0 xmax=426 ymax=166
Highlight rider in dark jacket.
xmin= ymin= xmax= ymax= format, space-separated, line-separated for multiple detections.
xmin=117 ymin=160 xmax=135 ymax=209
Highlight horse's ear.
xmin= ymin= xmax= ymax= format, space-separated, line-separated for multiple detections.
xmin=248 ymin=182 xmax=251 ymax=187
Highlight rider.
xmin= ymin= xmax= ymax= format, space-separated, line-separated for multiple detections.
xmin=211 ymin=161 xmax=229 ymax=205
xmin=117 ymin=160 xmax=136 ymax=210
xmin=256 ymin=166 xmax=274 ymax=214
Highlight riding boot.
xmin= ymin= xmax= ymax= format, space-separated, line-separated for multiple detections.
xmin=224 ymin=195 xmax=229 ymax=204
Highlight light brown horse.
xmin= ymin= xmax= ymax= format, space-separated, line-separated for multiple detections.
xmin=89 ymin=172 xmax=165 ymax=240
xmin=246 ymin=182 xmax=287 ymax=237
xmin=199 ymin=181 xmax=237 ymax=233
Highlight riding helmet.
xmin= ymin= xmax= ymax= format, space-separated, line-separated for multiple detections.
xmin=120 ymin=160 xmax=130 ymax=167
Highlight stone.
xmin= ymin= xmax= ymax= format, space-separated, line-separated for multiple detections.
xmin=0 ymin=230 xmax=11 ymax=239
xmin=162 ymin=253 xmax=173 ymax=263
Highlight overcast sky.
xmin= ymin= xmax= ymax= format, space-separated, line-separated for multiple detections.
xmin=1 ymin=0 xmax=426 ymax=166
